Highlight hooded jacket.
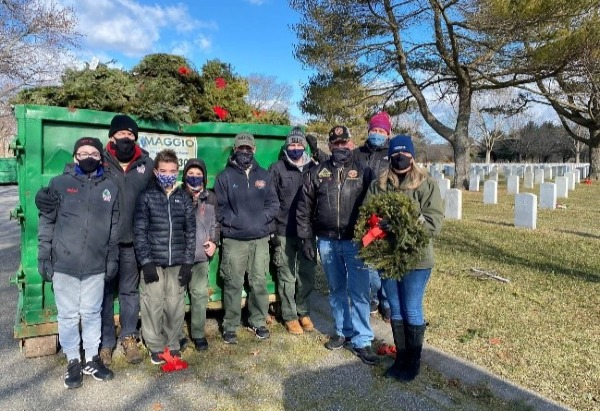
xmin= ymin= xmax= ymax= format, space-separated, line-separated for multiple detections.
xmin=103 ymin=144 xmax=154 ymax=244
xmin=354 ymin=139 xmax=390 ymax=179
xmin=268 ymin=151 xmax=317 ymax=237
xmin=133 ymin=180 xmax=196 ymax=267
xmin=296 ymin=156 xmax=373 ymax=240
xmin=214 ymin=157 xmax=280 ymax=240
xmin=183 ymin=159 xmax=220 ymax=262
xmin=38 ymin=164 xmax=120 ymax=277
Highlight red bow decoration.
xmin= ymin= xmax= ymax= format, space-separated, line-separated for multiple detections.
xmin=215 ymin=77 xmax=226 ymax=89
xmin=159 ymin=347 xmax=188 ymax=372
xmin=362 ymin=213 xmax=386 ymax=247
xmin=376 ymin=343 xmax=397 ymax=358
xmin=213 ymin=106 xmax=229 ymax=120
xmin=178 ymin=66 xmax=190 ymax=76
xmin=583 ymin=178 xmax=592 ymax=185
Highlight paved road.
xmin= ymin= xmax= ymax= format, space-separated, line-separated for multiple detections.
xmin=0 ymin=186 xmax=568 ymax=411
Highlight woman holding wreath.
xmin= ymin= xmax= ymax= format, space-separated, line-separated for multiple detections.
xmin=366 ymin=135 xmax=443 ymax=382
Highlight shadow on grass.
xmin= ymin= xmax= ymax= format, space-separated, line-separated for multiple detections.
xmin=475 ymin=219 xmax=514 ymax=228
xmin=555 ymin=229 xmax=600 ymax=241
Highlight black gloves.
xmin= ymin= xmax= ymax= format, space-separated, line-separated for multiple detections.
xmin=306 ymin=134 xmax=318 ymax=155
xmin=378 ymin=219 xmax=392 ymax=233
xmin=178 ymin=264 xmax=193 ymax=287
xmin=38 ymin=259 xmax=54 ymax=282
xmin=269 ymin=234 xmax=281 ymax=248
xmin=105 ymin=260 xmax=119 ymax=282
xmin=302 ymin=238 xmax=316 ymax=262
xmin=35 ymin=187 xmax=59 ymax=214
xmin=142 ymin=263 xmax=159 ymax=284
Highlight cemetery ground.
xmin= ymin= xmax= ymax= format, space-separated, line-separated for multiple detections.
xmin=424 ymin=177 xmax=600 ymax=411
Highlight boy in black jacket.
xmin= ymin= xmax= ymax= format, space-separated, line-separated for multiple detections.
xmin=133 ymin=149 xmax=196 ymax=364
xmin=37 ymin=137 xmax=119 ymax=389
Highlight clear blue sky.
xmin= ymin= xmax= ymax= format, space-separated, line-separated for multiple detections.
xmin=66 ymin=0 xmax=308 ymax=120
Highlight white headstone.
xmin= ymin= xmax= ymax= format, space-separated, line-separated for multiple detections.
xmin=524 ymin=171 xmax=534 ymax=189
xmin=444 ymin=189 xmax=462 ymax=220
xmin=507 ymin=175 xmax=520 ymax=194
xmin=469 ymin=175 xmax=480 ymax=192
xmin=437 ymin=177 xmax=451 ymax=200
xmin=483 ymin=180 xmax=498 ymax=204
xmin=534 ymin=169 xmax=545 ymax=185
xmin=567 ymin=172 xmax=575 ymax=190
xmin=539 ymin=183 xmax=556 ymax=210
xmin=555 ymin=176 xmax=568 ymax=198
xmin=544 ymin=167 xmax=553 ymax=180
xmin=514 ymin=193 xmax=537 ymax=229
xmin=574 ymin=169 xmax=580 ymax=184
xmin=489 ymin=171 xmax=498 ymax=181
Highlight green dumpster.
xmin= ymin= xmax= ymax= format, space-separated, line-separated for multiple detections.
xmin=11 ymin=104 xmax=291 ymax=356
xmin=0 ymin=157 xmax=17 ymax=185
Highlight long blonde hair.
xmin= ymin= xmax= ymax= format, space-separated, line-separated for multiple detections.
xmin=379 ymin=160 xmax=428 ymax=191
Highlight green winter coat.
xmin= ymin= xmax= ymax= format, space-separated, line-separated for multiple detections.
xmin=367 ymin=168 xmax=444 ymax=270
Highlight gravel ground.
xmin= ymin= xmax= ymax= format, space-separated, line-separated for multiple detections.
xmin=0 ymin=185 xmax=560 ymax=411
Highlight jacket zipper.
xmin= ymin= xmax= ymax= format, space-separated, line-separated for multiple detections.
xmin=83 ymin=176 xmax=92 ymax=274
xmin=168 ymin=194 xmax=173 ymax=265
xmin=337 ymin=167 xmax=342 ymax=239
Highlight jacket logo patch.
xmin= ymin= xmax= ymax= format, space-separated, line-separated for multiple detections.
xmin=102 ymin=189 xmax=111 ymax=202
xmin=347 ymin=170 xmax=358 ymax=178
xmin=137 ymin=164 xmax=145 ymax=174
xmin=318 ymin=169 xmax=332 ymax=178
xmin=255 ymin=180 xmax=266 ymax=189
xmin=66 ymin=188 xmax=78 ymax=194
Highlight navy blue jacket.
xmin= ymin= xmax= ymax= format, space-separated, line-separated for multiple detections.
xmin=214 ymin=158 xmax=280 ymax=240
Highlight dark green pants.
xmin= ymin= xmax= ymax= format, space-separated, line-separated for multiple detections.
xmin=189 ymin=261 xmax=209 ymax=339
xmin=274 ymin=235 xmax=317 ymax=321
xmin=220 ymin=237 xmax=270 ymax=333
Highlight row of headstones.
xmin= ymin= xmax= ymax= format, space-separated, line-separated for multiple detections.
xmin=468 ymin=168 xmax=581 ymax=197
xmin=430 ymin=163 xmax=589 ymax=182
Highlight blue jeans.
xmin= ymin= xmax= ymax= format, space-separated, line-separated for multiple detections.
xmin=381 ymin=268 xmax=432 ymax=325
xmin=318 ymin=238 xmax=373 ymax=348
xmin=54 ymin=272 xmax=104 ymax=361
xmin=369 ymin=268 xmax=389 ymax=309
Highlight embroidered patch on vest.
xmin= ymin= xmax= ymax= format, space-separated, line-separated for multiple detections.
xmin=102 ymin=189 xmax=112 ymax=202
xmin=347 ymin=170 xmax=358 ymax=178
xmin=318 ymin=168 xmax=332 ymax=178
xmin=255 ymin=180 xmax=266 ymax=189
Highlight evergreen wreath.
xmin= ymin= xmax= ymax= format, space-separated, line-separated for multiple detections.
xmin=354 ymin=191 xmax=429 ymax=280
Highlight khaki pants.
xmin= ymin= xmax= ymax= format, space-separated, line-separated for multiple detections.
xmin=189 ymin=261 xmax=209 ymax=339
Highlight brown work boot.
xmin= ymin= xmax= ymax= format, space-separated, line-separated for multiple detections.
xmin=285 ymin=320 xmax=304 ymax=335
xmin=122 ymin=336 xmax=143 ymax=364
xmin=298 ymin=316 xmax=315 ymax=332
xmin=99 ymin=347 xmax=113 ymax=366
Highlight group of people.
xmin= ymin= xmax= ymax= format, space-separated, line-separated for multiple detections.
xmin=35 ymin=111 xmax=443 ymax=390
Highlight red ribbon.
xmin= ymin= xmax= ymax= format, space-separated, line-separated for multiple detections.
xmin=159 ymin=347 xmax=188 ymax=372
xmin=362 ymin=213 xmax=386 ymax=247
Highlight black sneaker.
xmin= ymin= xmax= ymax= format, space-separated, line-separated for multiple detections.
xmin=249 ymin=326 xmax=270 ymax=340
xmin=324 ymin=335 xmax=346 ymax=350
xmin=150 ymin=352 xmax=165 ymax=365
xmin=381 ymin=307 xmax=392 ymax=322
xmin=350 ymin=345 xmax=380 ymax=366
xmin=64 ymin=359 xmax=83 ymax=389
xmin=169 ymin=350 xmax=181 ymax=358
xmin=179 ymin=337 xmax=189 ymax=351
xmin=370 ymin=301 xmax=379 ymax=314
xmin=223 ymin=331 xmax=238 ymax=344
xmin=83 ymin=356 xmax=114 ymax=381
xmin=194 ymin=337 xmax=209 ymax=351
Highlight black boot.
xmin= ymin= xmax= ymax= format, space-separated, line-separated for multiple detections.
xmin=384 ymin=319 xmax=406 ymax=379
xmin=396 ymin=323 xmax=426 ymax=382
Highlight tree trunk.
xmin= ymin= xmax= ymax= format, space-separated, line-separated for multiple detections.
xmin=589 ymin=142 xmax=600 ymax=180
xmin=452 ymin=139 xmax=471 ymax=189
xmin=485 ymin=149 xmax=491 ymax=164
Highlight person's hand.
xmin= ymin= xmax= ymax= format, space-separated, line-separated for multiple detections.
xmin=35 ymin=187 xmax=59 ymax=214
xmin=378 ymin=219 xmax=392 ymax=233
xmin=178 ymin=264 xmax=193 ymax=287
xmin=204 ymin=241 xmax=217 ymax=257
xmin=302 ymin=238 xmax=316 ymax=262
xmin=105 ymin=260 xmax=119 ymax=282
xmin=37 ymin=259 xmax=54 ymax=282
xmin=306 ymin=134 xmax=318 ymax=154
xmin=142 ymin=263 xmax=159 ymax=284
xmin=269 ymin=234 xmax=281 ymax=248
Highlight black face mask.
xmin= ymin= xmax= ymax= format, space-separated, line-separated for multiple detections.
xmin=78 ymin=158 xmax=101 ymax=174
xmin=391 ymin=155 xmax=411 ymax=173
xmin=331 ymin=147 xmax=352 ymax=165
xmin=111 ymin=138 xmax=136 ymax=162
xmin=234 ymin=151 xmax=254 ymax=169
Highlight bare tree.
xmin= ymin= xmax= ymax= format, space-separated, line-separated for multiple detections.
xmin=246 ymin=73 xmax=293 ymax=113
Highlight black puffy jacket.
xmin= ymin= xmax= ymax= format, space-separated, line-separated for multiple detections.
xmin=354 ymin=140 xmax=390 ymax=179
xmin=268 ymin=152 xmax=316 ymax=237
xmin=214 ymin=158 xmax=280 ymax=240
xmin=296 ymin=157 xmax=373 ymax=240
xmin=133 ymin=181 xmax=196 ymax=267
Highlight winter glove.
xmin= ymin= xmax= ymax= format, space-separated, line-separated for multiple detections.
xmin=178 ymin=264 xmax=193 ymax=287
xmin=105 ymin=260 xmax=119 ymax=282
xmin=306 ymin=134 xmax=319 ymax=155
xmin=37 ymin=259 xmax=54 ymax=282
xmin=378 ymin=219 xmax=392 ymax=233
xmin=269 ymin=234 xmax=281 ymax=248
xmin=142 ymin=263 xmax=159 ymax=284
xmin=302 ymin=238 xmax=316 ymax=262
xmin=35 ymin=187 xmax=59 ymax=214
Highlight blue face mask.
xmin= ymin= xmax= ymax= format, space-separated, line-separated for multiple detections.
xmin=156 ymin=173 xmax=177 ymax=188
xmin=286 ymin=148 xmax=304 ymax=160
xmin=367 ymin=133 xmax=387 ymax=147
xmin=185 ymin=176 xmax=204 ymax=189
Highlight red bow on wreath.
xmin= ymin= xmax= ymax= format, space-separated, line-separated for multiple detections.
xmin=362 ymin=213 xmax=387 ymax=247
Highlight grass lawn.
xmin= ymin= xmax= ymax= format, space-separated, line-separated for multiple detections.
xmin=425 ymin=177 xmax=600 ymax=411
